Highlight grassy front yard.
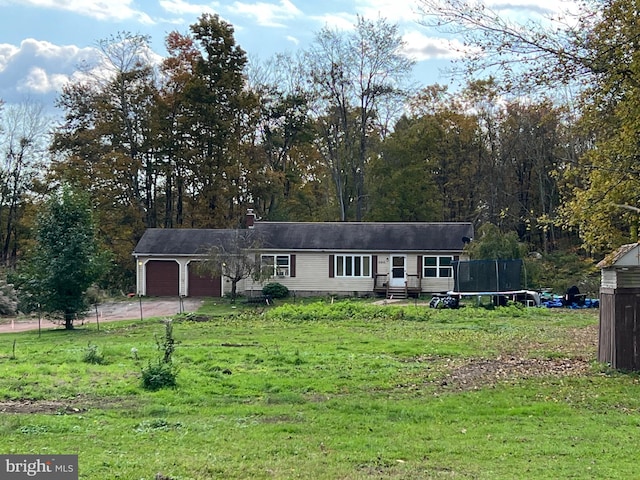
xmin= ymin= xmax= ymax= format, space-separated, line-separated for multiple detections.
xmin=0 ymin=300 xmax=635 ymax=479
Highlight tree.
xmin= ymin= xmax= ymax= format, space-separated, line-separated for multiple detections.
xmin=497 ymin=99 xmax=564 ymax=252
xmin=306 ymin=16 xmax=414 ymax=221
xmin=367 ymin=112 xmax=448 ymax=222
xmin=14 ymin=186 xmax=110 ymax=329
xmin=465 ymin=223 xmax=527 ymax=260
xmin=195 ymin=229 xmax=266 ymax=302
xmin=558 ymin=0 xmax=640 ymax=251
xmin=417 ymin=0 xmax=640 ymax=253
xmin=0 ymin=101 xmax=51 ymax=266
xmin=245 ymin=53 xmax=316 ymax=220
xmin=177 ymin=13 xmax=257 ymax=227
xmin=51 ymin=32 xmax=160 ymax=291
xmin=416 ymin=0 xmax=601 ymax=93
xmin=151 ymin=14 xmax=260 ymax=229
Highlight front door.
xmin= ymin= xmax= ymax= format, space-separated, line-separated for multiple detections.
xmin=389 ymin=255 xmax=406 ymax=287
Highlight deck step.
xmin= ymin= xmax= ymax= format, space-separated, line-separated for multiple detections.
xmin=386 ymin=288 xmax=408 ymax=300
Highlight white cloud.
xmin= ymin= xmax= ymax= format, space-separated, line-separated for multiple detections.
xmin=159 ymin=0 xmax=219 ymax=16
xmin=486 ymin=0 xmax=555 ymax=14
xmin=6 ymin=0 xmax=154 ymax=24
xmin=355 ymin=0 xmax=421 ymax=23
xmin=231 ymin=0 xmax=302 ymax=27
xmin=20 ymin=67 xmax=59 ymax=94
xmin=312 ymin=13 xmax=357 ymax=31
xmin=0 ymin=44 xmax=19 ymax=72
xmin=286 ymin=35 xmax=299 ymax=45
xmin=0 ymin=39 xmax=99 ymax=104
xmin=402 ymin=31 xmax=469 ymax=61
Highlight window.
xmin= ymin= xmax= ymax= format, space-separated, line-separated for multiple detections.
xmin=335 ymin=255 xmax=370 ymax=277
xmin=423 ymin=256 xmax=454 ymax=278
xmin=261 ymin=254 xmax=290 ymax=277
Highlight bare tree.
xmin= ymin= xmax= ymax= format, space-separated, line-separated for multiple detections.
xmin=196 ymin=229 xmax=267 ymax=302
xmin=416 ymin=0 xmax=599 ymax=93
xmin=306 ymin=16 xmax=415 ymax=221
xmin=0 ymin=100 xmax=51 ymax=266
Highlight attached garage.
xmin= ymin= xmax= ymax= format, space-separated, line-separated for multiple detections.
xmin=145 ymin=260 xmax=179 ymax=296
xmin=188 ymin=262 xmax=222 ymax=297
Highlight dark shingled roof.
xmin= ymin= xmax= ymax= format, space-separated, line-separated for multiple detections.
xmin=256 ymin=222 xmax=473 ymax=251
xmin=133 ymin=229 xmax=240 ymax=255
xmin=133 ymin=222 xmax=474 ymax=256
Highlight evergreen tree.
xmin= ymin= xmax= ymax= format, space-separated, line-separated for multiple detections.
xmin=14 ymin=186 xmax=110 ymax=329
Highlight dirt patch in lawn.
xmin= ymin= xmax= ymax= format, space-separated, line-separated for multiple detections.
xmin=437 ymin=324 xmax=599 ymax=392
xmin=438 ymin=356 xmax=594 ymax=392
xmin=0 ymin=396 xmax=143 ymax=414
xmin=0 ymin=400 xmax=86 ymax=414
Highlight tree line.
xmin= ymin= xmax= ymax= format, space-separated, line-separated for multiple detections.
xmin=0 ymin=1 xmax=638 ymax=296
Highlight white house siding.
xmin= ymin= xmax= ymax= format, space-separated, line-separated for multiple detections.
xmin=241 ymin=251 xmax=463 ymax=296
xmin=404 ymin=252 xmax=460 ymax=294
xmin=135 ymin=252 xmax=465 ymax=297
xmin=244 ymin=252 xmax=374 ymax=295
xmin=424 ymin=277 xmax=456 ymax=293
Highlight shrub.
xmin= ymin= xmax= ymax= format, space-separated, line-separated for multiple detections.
xmin=82 ymin=343 xmax=105 ymax=364
xmin=141 ymin=361 xmax=178 ymax=391
xmin=0 ymin=272 xmax=18 ymax=316
xmin=262 ymin=282 xmax=289 ymax=299
xmin=141 ymin=320 xmax=178 ymax=391
xmin=266 ymin=300 xmax=433 ymax=322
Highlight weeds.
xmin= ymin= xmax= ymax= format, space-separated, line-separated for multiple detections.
xmin=134 ymin=418 xmax=182 ymax=433
xmin=82 ymin=343 xmax=105 ymax=364
xmin=141 ymin=320 xmax=178 ymax=391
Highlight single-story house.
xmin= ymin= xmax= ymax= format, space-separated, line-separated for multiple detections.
xmin=132 ymin=210 xmax=474 ymax=298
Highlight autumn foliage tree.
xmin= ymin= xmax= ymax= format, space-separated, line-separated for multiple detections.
xmin=560 ymin=0 xmax=640 ymax=251
xmin=417 ymin=0 xmax=640 ymax=253
xmin=0 ymin=101 xmax=50 ymax=267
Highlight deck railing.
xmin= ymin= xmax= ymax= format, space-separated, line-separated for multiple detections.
xmin=373 ymin=274 xmax=422 ymax=297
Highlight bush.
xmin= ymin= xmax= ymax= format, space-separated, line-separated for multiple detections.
xmin=0 ymin=271 xmax=18 ymax=316
xmin=82 ymin=343 xmax=106 ymax=364
xmin=141 ymin=320 xmax=178 ymax=391
xmin=262 ymin=282 xmax=289 ymax=299
xmin=141 ymin=361 xmax=178 ymax=391
xmin=525 ymin=250 xmax=599 ymax=296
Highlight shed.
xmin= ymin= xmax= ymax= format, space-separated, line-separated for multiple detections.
xmin=597 ymin=242 xmax=640 ymax=370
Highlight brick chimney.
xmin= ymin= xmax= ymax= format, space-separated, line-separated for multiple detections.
xmin=246 ymin=208 xmax=255 ymax=228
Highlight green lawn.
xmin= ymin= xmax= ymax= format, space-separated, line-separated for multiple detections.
xmin=0 ymin=300 xmax=635 ymax=479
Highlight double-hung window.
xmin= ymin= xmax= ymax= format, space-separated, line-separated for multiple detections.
xmin=261 ymin=254 xmax=290 ymax=277
xmin=423 ymin=256 xmax=454 ymax=278
xmin=335 ymin=255 xmax=370 ymax=277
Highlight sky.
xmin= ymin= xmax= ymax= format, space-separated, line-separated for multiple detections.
xmin=0 ymin=0 xmax=575 ymax=115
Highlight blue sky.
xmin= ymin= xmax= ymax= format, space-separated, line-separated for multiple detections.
xmin=0 ymin=0 xmax=571 ymax=113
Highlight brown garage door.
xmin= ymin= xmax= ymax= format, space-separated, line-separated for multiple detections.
xmin=188 ymin=262 xmax=222 ymax=297
xmin=146 ymin=260 xmax=179 ymax=296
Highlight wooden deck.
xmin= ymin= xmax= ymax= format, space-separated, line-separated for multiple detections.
xmin=373 ymin=274 xmax=422 ymax=299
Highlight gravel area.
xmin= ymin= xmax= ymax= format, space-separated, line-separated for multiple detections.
xmin=0 ymin=298 xmax=204 ymax=333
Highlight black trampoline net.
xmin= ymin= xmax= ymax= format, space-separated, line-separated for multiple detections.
xmin=453 ymin=259 xmax=523 ymax=292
